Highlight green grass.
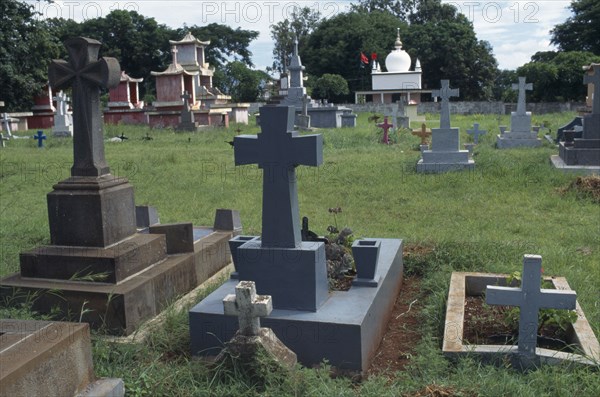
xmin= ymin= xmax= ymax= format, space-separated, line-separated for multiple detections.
xmin=1 ymin=112 xmax=599 ymax=396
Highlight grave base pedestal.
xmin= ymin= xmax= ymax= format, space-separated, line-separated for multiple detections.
xmin=496 ymin=133 xmax=541 ymax=149
xmin=416 ymin=150 xmax=474 ymax=173
xmin=189 ymin=238 xmax=403 ymax=373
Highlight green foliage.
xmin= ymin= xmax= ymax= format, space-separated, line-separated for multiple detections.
xmin=551 ymin=0 xmax=600 ymax=55
xmin=311 ymin=74 xmax=349 ymax=102
xmin=517 ymin=51 xmax=600 ymax=101
xmin=0 ymin=0 xmax=62 ymax=111
xmin=216 ymin=61 xmax=269 ymax=102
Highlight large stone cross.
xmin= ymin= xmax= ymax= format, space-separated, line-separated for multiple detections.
xmin=48 ymin=37 xmax=121 ymax=177
xmin=432 ymin=80 xmax=459 ymax=129
xmin=53 ymin=91 xmax=69 ymax=116
xmin=223 ymin=281 xmax=273 ymax=336
xmin=584 ymin=65 xmax=600 ymax=114
xmin=412 ymin=123 xmax=431 ymax=145
xmin=467 ymin=123 xmax=487 ymax=144
xmin=234 ymin=106 xmax=323 ymax=248
xmin=512 ymin=76 xmax=533 ymax=115
xmin=486 ymin=255 xmax=577 ymax=360
xmin=1 ymin=113 xmax=12 ymax=138
xmin=378 ymin=116 xmax=393 ymax=144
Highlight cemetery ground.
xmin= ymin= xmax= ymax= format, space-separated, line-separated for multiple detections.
xmin=1 ymin=112 xmax=599 ymax=396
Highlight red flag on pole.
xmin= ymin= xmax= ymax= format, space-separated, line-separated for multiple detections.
xmin=360 ymin=52 xmax=369 ymax=64
xmin=371 ymin=52 xmax=377 ymax=60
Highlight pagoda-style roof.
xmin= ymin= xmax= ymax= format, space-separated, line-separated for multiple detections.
xmin=150 ymin=63 xmax=199 ymax=77
xmin=169 ymin=32 xmax=210 ymax=46
xmin=120 ymin=71 xmax=143 ymax=83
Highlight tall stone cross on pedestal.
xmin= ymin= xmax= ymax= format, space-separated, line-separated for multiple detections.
xmin=584 ymin=65 xmax=600 ymax=114
xmin=48 ymin=37 xmax=121 ymax=177
xmin=54 ymin=91 xmax=69 ymax=116
xmin=512 ymin=77 xmax=533 ymax=115
xmin=234 ymin=106 xmax=323 ymax=248
xmin=432 ymin=80 xmax=459 ymax=129
xmin=223 ymin=281 xmax=273 ymax=337
xmin=486 ymin=255 xmax=577 ymax=362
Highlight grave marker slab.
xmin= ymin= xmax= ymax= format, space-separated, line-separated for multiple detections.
xmin=496 ymin=77 xmax=541 ymax=148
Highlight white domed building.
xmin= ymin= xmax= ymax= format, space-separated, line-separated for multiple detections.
xmin=355 ymin=29 xmax=429 ymax=108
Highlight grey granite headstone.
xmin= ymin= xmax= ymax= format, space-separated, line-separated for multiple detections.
xmin=486 ymin=255 xmax=577 ymax=369
xmin=417 ymin=80 xmax=474 ymax=173
xmin=467 ymin=123 xmax=487 ymax=144
xmin=496 ymin=77 xmax=541 ymax=148
xmin=176 ymin=91 xmax=198 ymax=131
xmin=52 ymin=91 xmax=73 ymax=137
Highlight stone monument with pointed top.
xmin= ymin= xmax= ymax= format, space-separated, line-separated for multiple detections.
xmin=497 ymin=77 xmax=541 ymax=149
xmin=176 ymin=90 xmax=198 ymax=131
xmin=552 ymin=64 xmax=600 ymax=169
xmin=416 ymin=80 xmax=474 ymax=173
xmin=52 ymin=91 xmax=73 ymax=137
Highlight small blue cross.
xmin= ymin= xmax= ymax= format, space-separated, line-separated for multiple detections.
xmin=33 ymin=130 xmax=47 ymax=148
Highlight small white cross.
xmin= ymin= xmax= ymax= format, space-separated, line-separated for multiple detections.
xmin=223 ymin=281 xmax=273 ymax=336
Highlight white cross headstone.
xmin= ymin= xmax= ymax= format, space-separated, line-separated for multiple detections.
xmin=512 ymin=77 xmax=533 ymax=115
xmin=486 ymin=255 xmax=577 ymax=364
xmin=432 ymin=80 xmax=459 ymax=129
xmin=467 ymin=123 xmax=487 ymax=144
xmin=223 ymin=281 xmax=273 ymax=336
xmin=1 ymin=113 xmax=13 ymax=138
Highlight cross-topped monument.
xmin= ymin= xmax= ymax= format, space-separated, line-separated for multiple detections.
xmin=486 ymin=255 xmax=577 ymax=363
xmin=432 ymin=80 xmax=459 ymax=129
xmin=223 ymin=281 xmax=273 ymax=336
xmin=48 ymin=37 xmax=121 ymax=177
xmin=234 ymin=106 xmax=323 ymax=248
xmin=467 ymin=123 xmax=487 ymax=144
xmin=512 ymin=77 xmax=533 ymax=115
xmin=54 ymin=91 xmax=69 ymax=116
xmin=1 ymin=113 xmax=13 ymax=138
xmin=412 ymin=123 xmax=431 ymax=145
xmin=378 ymin=116 xmax=393 ymax=144
xmin=584 ymin=65 xmax=600 ymax=114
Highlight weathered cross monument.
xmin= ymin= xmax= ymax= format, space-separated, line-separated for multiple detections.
xmin=552 ymin=64 xmax=600 ymax=170
xmin=190 ymin=105 xmax=403 ymax=372
xmin=52 ymin=90 xmax=73 ymax=137
xmin=0 ymin=37 xmax=239 ymax=335
xmin=416 ymin=80 xmax=474 ymax=173
xmin=496 ymin=77 xmax=541 ymax=149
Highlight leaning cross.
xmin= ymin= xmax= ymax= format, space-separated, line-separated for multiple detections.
xmin=432 ymin=80 xmax=459 ymax=129
xmin=223 ymin=281 xmax=273 ymax=336
xmin=33 ymin=130 xmax=46 ymax=148
xmin=0 ymin=133 xmax=8 ymax=147
xmin=1 ymin=113 xmax=12 ymax=138
xmin=234 ymin=106 xmax=323 ymax=248
xmin=48 ymin=37 xmax=121 ymax=177
xmin=378 ymin=116 xmax=393 ymax=144
xmin=466 ymin=123 xmax=487 ymax=144
xmin=412 ymin=123 xmax=431 ymax=145
xmin=512 ymin=77 xmax=533 ymax=115
xmin=486 ymin=255 xmax=577 ymax=361
xmin=584 ymin=65 xmax=600 ymax=114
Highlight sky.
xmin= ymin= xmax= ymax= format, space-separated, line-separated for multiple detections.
xmin=28 ymin=0 xmax=574 ymax=71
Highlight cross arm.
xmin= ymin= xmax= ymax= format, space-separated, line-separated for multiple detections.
xmin=234 ymin=135 xmax=260 ymax=165
xmin=223 ymin=294 xmax=239 ymax=316
xmin=486 ymin=286 xmax=523 ymax=306
xmin=251 ymin=295 xmax=273 ymax=317
xmin=539 ymin=289 xmax=577 ymax=310
xmin=48 ymin=60 xmax=75 ymax=90
xmin=288 ymin=134 xmax=323 ymax=167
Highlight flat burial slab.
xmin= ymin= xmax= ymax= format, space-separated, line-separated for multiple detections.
xmin=189 ymin=238 xmax=403 ymax=372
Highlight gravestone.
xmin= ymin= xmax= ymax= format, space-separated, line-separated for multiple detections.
xmin=378 ymin=116 xmax=393 ymax=144
xmin=496 ymin=77 xmax=541 ymax=149
xmin=417 ymin=80 xmax=474 ymax=173
xmin=0 ymin=320 xmax=124 ymax=396
xmin=0 ymin=133 xmax=8 ymax=147
xmin=190 ymin=105 xmax=404 ymax=372
xmin=412 ymin=123 xmax=431 ymax=146
xmin=296 ymin=94 xmax=311 ymax=130
xmin=486 ymin=255 xmax=577 ymax=370
xmin=467 ymin=123 xmax=487 ymax=144
xmin=392 ymin=99 xmax=410 ymax=129
xmin=1 ymin=113 xmax=13 ymax=138
xmin=1 ymin=37 xmax=240 ymax=335
xmin=176 ymin=91 xmax=198 ymax=131
xmin=33 ymin=130 xmax=46 ymax=148
xmin=52 ymin=91 xmax=73 ymax=137
xmin=552 ymin=65 xmax=600 ymax=169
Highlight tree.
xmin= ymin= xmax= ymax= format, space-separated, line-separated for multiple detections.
xmin=517 ymin=51 xmax=600 ymax=102
xmin=270 ymin=6 xmax=321 ymax=72
xmin=0 ymin=0 xmax=61 ymax=111
xmin=351 ymin=0 xmax=417 ymax=21
xmin=311 ymin=74 xmax=349 ymax=102
xmin=551 ymin=0 xmax=600 ymax=55
xmin=216 ymin=61 xmax=269 ymax=102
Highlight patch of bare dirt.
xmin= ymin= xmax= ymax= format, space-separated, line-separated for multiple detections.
xmin=560 ymin=176 xmax=600 ymax=203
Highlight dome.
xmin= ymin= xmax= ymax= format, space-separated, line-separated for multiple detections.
xmin=385 ymin=28 xmax=411 ymax=73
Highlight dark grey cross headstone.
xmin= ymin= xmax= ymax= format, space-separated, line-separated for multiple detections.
xmin=234 ymin=106 xmax=323 ymax=248
xmin=48 ymin=37 xmax=121 ymax=177
xmin=467 ymin=123 xmax=487 ymax=144
xmin=223 ymin=281 xmax=272 ymax=336
xmin=584 ymin=65 xmax=600 ymax=114
xmin=432 ymin=80 xmax=459 ymax=129
xmin=486 ymin=255 xmax=577 ymax=361
xmin=512 ymin=77 xmax=533 ymax=115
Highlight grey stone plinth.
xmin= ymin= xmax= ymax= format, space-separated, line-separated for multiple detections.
xmin=149 ymin=223 xmax=195 ymax=254
xmin=496 ymin=133 xmax=542 ymax=149
xmin=442 ymin=272 xmax=600 ymax=369
xmin=47 ymin=176 xmax=136 ymax=247
xmin=341 ymin=112 xmax=357 ymax=127
xmin=550 ymin=155 xmax=600 ymax=175
xmin=228 ymin=235 xmax=260 ymax=279
xmin=558 ymin=141 xmax=600 ymax=166
xmin=431 ymin=128 xmax=460 ymax=151
xmin=136 ymin=205 xmax=159 ymax=228
xmin=190 ymin=238 xmax=403 ymax=372
xmin=510 ymin=112 xmax=532 ymax=133
xmin=416 ymin=150 xmax=474 ymax=173
xmin=213 ymin=209 xmax=242 ymax=232
xmin=235 ymin=240 xmax=327 ymax=312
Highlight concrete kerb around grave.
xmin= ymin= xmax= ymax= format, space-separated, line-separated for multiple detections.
xmin=443 ymin=272 xmax=600 ymax=367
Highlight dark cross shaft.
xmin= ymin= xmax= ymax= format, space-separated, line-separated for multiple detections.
xmin=234 ymin=106 xmax=323 ymax=248
xmin=48 ymin=37 xmax=121 ymax=177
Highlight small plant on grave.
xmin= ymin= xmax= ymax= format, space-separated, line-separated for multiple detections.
xmin=325 ymin=207 xmax=356 ymax=291
xmin=503 ymin=271 xmax=578 ymax=336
